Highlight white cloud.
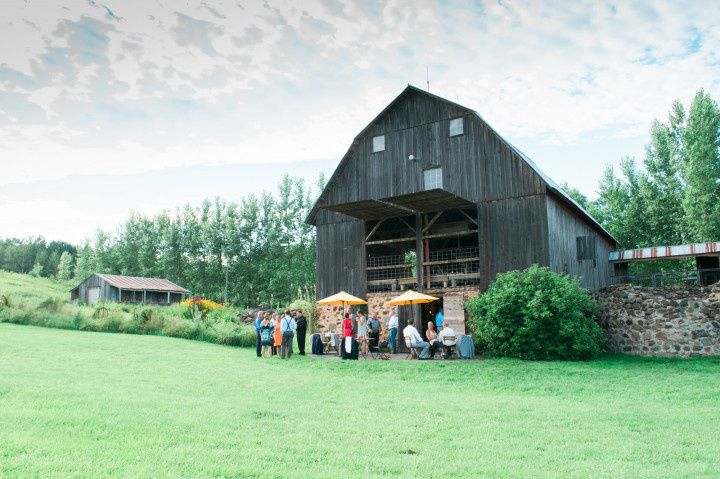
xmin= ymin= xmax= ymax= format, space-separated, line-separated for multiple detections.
xmin=0 ymin=0 xmax=719 ymax=188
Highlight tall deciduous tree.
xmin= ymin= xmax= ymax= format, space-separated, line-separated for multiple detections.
xmin=57 ymin=251 xmax=75 ymax=280
xmin=679 ymin=90 xmax=720 ymax=242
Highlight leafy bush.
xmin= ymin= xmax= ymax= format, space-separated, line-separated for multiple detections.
xmin=0 ymin=294 xmax=11 ymax=308
xmin=92 ymin=305 xmax=109 ymax=319
xmin=36 ymin=297 xmax=64 ymax=313
xmin=465 ymin=265 xmax=605 ymax=360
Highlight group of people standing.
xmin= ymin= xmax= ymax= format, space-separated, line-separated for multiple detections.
xmin=254 ymin=309 xmax=307 ymax=359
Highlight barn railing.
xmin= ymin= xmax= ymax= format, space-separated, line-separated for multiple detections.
xmin=366 ymin=247 xmax=482 ymax=292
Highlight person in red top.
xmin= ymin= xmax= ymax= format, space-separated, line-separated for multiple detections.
xmin=342 ymin=313 xmax=354 ymax=338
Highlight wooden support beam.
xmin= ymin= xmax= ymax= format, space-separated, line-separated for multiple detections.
xmin=415 ymin=213 xmax=424 ymax=292
xmin=422 ymin=211 xmax=443 ymax=233
xmin=365 ymin=219 xmax=386 ymax=242
xmin=366 ymin=237 xmax=416 ymax=246
xmin=366 ymin=264 xmax=413 ymax=271
xmin=458 ymin=208 xmax=478 ymax=226
xmin=422 ymin=230 xmax=478 ymax=240
xmin=398 ymin=216 xmax=416 ymax=234
xmin=423 ymin=256 xmax=481 ymax=267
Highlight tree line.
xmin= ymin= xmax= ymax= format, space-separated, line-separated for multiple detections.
xmin=565 ymin=89 xmax=720 ymax=253
xmin=1 ymin=175 xmax=323 ymax=308
xmin=2 ymin=91 xmax=718 ymax=294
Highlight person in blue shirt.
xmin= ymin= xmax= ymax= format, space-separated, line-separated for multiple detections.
xmin=434 ymin=308 xmax=444 ymax=332
xmin=254 ymin=311 xmax=264 ymax=357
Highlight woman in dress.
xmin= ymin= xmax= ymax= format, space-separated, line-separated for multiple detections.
xmin=273 ymin=313 xmax=283 ymax=357
xmin=356 ymin=312 xmax=368 ymax=356
xmin=260 ymin=315 xmax=274 ymax=358
xmin=426 ymin=321 xmax=440 ymax=359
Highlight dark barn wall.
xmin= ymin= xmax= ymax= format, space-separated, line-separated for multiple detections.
xmin=321 ymin=90 xmax=545 ymax=210
xmin=477 ymin=194 xmax=550 ymax=290
xmin=315 ymin=218 xmax=366 ymax=299
xmin=312 ymin=87 xmax=615 ymax=298
xmin=546 ymin=195 xmax=614 ymax=289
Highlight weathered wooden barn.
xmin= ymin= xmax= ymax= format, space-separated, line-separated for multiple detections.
xmin=307 ymin=85 xmax=618 ymax=340
xmin=70 ymin=273 xmax=190 ymax=305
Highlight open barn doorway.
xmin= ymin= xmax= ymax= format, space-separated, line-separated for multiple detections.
xmin=421 ymin=297 xmax=443 ymax=339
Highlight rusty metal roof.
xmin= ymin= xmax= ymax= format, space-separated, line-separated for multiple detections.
xmin=609 ymin=242 xmax=720 ymax=263
xmin=93 ymin=274 xmax=190 ymax=293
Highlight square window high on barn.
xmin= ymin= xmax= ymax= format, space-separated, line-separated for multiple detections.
xmin=373 ymin=135 xmax=385 ymax=152
xmin=423 ymin=167 xmax=443 ymax=190
xmin=449 ymin=118 xmax=464 ymax=137
xmin=576 ymin=235 xmax=596 ymax=261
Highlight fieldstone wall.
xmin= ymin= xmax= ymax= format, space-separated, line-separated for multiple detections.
xmin=597 ymin=283 xmax=720 ymax=357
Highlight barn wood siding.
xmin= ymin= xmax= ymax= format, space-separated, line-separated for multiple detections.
xmin=321 ymin=90 xmax=545 ymax=211
xmin=546 ymin=194 xmax=614 ymax=289
xmin=316 ymin=219 xmax=366 ymax=299
xmin=75 ymin=274 xmax=114 ymax=303
xmin=477 ymin=194 xmax=550 ymax=290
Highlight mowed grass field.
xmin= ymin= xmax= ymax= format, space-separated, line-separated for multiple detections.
xmin=2 ymin=324 xmax=720 ymax=478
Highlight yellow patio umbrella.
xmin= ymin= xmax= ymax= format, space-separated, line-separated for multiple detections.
xmin=384 ymin=289 xmax=439 ymax=306
xmin=317 ymin=291 xmax=367 ymax=310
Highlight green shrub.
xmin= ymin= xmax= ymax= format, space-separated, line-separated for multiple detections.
xmin=206 ymin=307 xmax=238 ymax=323
xmin=212 ymin=322 xmax=256 ymax=347
xmin=36 ymin=297 xmax=64 ymax=313
xmin=465 ymin=265 xmax=605 ymax=360
xmin=0 ymin=294 xmax=11 ymax=308
xmin=92 ymin=305 xmax=109 ymax=319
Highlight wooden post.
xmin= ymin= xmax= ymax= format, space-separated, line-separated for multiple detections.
xmin=415 ymin=213 xmax=424 ymax=292
xmin=143 ymin=290 xmax=147 ymax=303
xmin=119 ymin=288 xmax=122 ymax=303
xmin=167 ymin=291 xmax=171 ymax=304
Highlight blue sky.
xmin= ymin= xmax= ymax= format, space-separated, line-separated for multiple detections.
xmin=1 ymin=0 xmax=719 ymax=243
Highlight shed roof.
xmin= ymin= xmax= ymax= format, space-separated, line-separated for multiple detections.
xmin=72 ymin=273 xmax=190 ymax=293
xmin=306 ymin=85 xmax=618 ymax=245
xmin=610 ymin=242 xmax=720 ymax=263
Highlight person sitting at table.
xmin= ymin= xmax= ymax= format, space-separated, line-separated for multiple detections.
xmin=438 ymin=323 xmax=457 ymax=359
xmin=367 ymin=313 xmax=381 ymax=352
xmin=356 ymin=312 xmax=368 ymax=356
xmin=426 ymin=321 xmax=440 ymax=359
xmin=403 ymin=321 xmax=430 ymax=359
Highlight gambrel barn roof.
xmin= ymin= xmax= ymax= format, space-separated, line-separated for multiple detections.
xmin=307 ymin=85 xmax=616 ymax=245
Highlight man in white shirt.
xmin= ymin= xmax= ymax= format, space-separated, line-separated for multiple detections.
xmin=403 ymin=320 xmax=430 ymax=359
xmin=280 ymin=309 xmax=297 ymax=359
xmin=387 ymin=309 xmax=399 ymax=354
xmin=438 ymin=323 xmax=456 ymax=359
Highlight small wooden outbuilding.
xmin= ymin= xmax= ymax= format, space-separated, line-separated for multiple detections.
xmin=70 ymin=273 xmax=190 ymax=305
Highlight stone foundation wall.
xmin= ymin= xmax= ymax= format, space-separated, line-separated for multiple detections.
xmin=597 ymin=283 xmax=720 ymax=357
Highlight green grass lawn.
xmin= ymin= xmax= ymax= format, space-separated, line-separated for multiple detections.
xmin=1 ymin=324 xmax=719 ymax=478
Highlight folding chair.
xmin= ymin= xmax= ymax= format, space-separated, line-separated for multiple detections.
xmin=440 ymin=335 xmax=457 ymax=359
xmin=404 ymin=335 xmax=422 ymax=360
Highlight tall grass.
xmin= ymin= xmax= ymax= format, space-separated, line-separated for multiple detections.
xmin=0 ymin=270 xmax=255 ymax=347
